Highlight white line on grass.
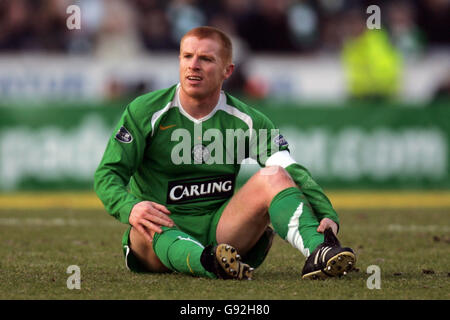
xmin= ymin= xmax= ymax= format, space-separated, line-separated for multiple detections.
xmin=387 ymin=224 xmax=450 ymax=233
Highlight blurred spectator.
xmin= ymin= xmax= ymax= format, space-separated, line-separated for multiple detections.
xmin=220 ymin=0 xmax=252 ymax=17
xmin=0 ymin=0 xmax=69 ymax=52
xmin=31 ymin=0 xmax=70 ymax=52
xmin=166 ymin=0 xmax=206 ymax=44
xmin=386 ymin=1 xmax=424 ymax=58
xmin=287 ymin=1 xmax=320 ymax=52
xmin=236 ymin=0 xmax=296 ymax=52
xmin=94 ymin=0 xmax=144 ymax=59
xmin=67 ymin=0 xmax=104 ymax=54
xmin=431 ymin=71 xmax=450 ymax=104
xmin=0 ymin=0 xmax=33 ymax=51
xmin=139 ymin=8 xmax=177 ymax=51
xmin=340 ymin=7 xmax=403 ymax=100
xmin=416 ymin=0 xmax=450 ymax=47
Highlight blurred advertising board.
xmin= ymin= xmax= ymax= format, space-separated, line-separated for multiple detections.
xmin=0 ymin=54 xmax=448 ymax=103
xmin=0 ymin=102 xmax=448 ymax=191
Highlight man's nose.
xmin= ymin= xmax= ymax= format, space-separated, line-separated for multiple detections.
xmin=189 ymin=57 xmax=200 ymax=70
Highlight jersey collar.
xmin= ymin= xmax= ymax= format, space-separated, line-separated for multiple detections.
xmin=174 ymin=83 xmax=225 ymax=124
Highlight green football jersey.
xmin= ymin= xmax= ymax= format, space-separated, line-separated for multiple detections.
xmin=94 ymin=84 xmax=339 ymax=226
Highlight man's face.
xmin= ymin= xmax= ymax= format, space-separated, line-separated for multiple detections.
xmin=179 ymin=36 xmax=233 ymax=100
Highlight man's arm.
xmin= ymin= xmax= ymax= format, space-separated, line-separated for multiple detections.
xmin=94 ymin=102 xmax=174 ymax=239
xmin=94 ymin=104 xmax=144 ymax=224
xmin=285 ymin=162 xmax=340 ymax=233
xmin=94 ymin=154 xmax=142 ymax=224
xmin=265 ymin=150 xmax=340 ymax=233
xmin=251 ymin=110 xmax=339 ymax=233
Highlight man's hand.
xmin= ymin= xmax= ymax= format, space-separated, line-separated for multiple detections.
xmin=317 ymin=218 xmax=338 ymax=235
xmin=129 ymin=201 xmax=174 ymax=242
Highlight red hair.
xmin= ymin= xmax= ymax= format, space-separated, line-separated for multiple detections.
xmin=181 ymin=26 xmax=233 ymax=64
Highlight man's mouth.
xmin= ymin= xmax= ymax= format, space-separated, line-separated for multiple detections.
xmin=187 ymin=75 xmax=202 ymax=82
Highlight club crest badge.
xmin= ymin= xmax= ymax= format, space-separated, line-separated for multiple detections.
xmin=273 ymin=134 xmax=288 ymax=147
xmin=115 ymin=126 xmax=133 ymax=143
xmin=192 ymin=144 xmax=210 ymax=163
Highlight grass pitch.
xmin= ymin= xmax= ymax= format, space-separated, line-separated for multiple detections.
xmin=0 ymin=200 xmax=449 ymax=300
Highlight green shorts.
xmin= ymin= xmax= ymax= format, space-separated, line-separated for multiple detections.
xmin=121 ymin=199 xmax=273 ymax=273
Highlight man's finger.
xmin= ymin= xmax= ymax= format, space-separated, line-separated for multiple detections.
xmin=144 ymin=212 xmax=174 ymax=228
xmin=151 ymin=202 xmax=171 ymax=215
xmin=141 ymin=219 xmax=163 ymax=235
xmin=146 ymin=207 xmax=174 ymax=224
xmin=317 ymin=220 xmax=324 ymax=230
xmin=317 ymin=220 xmax=330 ymax=233
xmin=136 ymin=225 xmax=153 ymax=243
xmin=317 ymin=219 xmax=338 ymax=235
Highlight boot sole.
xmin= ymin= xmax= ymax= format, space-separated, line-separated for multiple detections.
xmin=302 ymin=251 xmax=356 ymax=280
xmin=216 ymin=244 xmax=254 ymax=280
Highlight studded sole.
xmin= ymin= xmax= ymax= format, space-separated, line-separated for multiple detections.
xmin=302 ymin=251 xmax=356 ymax=280
xmin=215 ymin=244 xmax=254 ymax=280
xmin=324 ymin=251 xmax=356 ymax=277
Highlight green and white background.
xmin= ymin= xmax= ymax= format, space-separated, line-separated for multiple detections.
xmin=1 ymin=88 xmax=449 ymax=192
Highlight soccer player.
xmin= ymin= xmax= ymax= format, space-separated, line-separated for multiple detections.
xmin=94 ymin=26 xmax=356 ymax=280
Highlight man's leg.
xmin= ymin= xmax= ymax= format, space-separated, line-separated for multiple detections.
xmin=128 ymin=227 xmax=169 ymax=272
xmin=129 ymin=225 xmax=254 ymax=279
xmin=129 ymin=226 xmax=217 ymax=278
xmin=217 ymin=166 xmax=323 ymax=258
xmin=217 ymin=165 xmax=356 ymax=279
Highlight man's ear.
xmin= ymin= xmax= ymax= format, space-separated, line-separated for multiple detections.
xmin=224 ymin=63 xmax=235 ymax=80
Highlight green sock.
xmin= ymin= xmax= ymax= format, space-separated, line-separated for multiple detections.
xmin=269 ymin=187 xmax=324 ymax=257
xmin=153 ymin=227 xmax=216 ymax=279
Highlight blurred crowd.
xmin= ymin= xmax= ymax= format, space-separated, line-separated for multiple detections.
xmin=0 ymin=0 xmax=449 ymax=102
xmin=0 ymin=0 xmax=448 ymax=56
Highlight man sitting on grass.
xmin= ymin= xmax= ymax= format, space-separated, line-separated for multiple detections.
xmin=94 ymin=26 xmax=356 ymax=280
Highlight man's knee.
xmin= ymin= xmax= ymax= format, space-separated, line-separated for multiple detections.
xmin=255 ymin=166 xmax=295 ymax=197
xmin=129 ymin=227 xmax=169 ymax=273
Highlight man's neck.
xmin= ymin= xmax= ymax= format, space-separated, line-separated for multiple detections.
xmin=179 ymin=88 xmax=221 ymax=120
